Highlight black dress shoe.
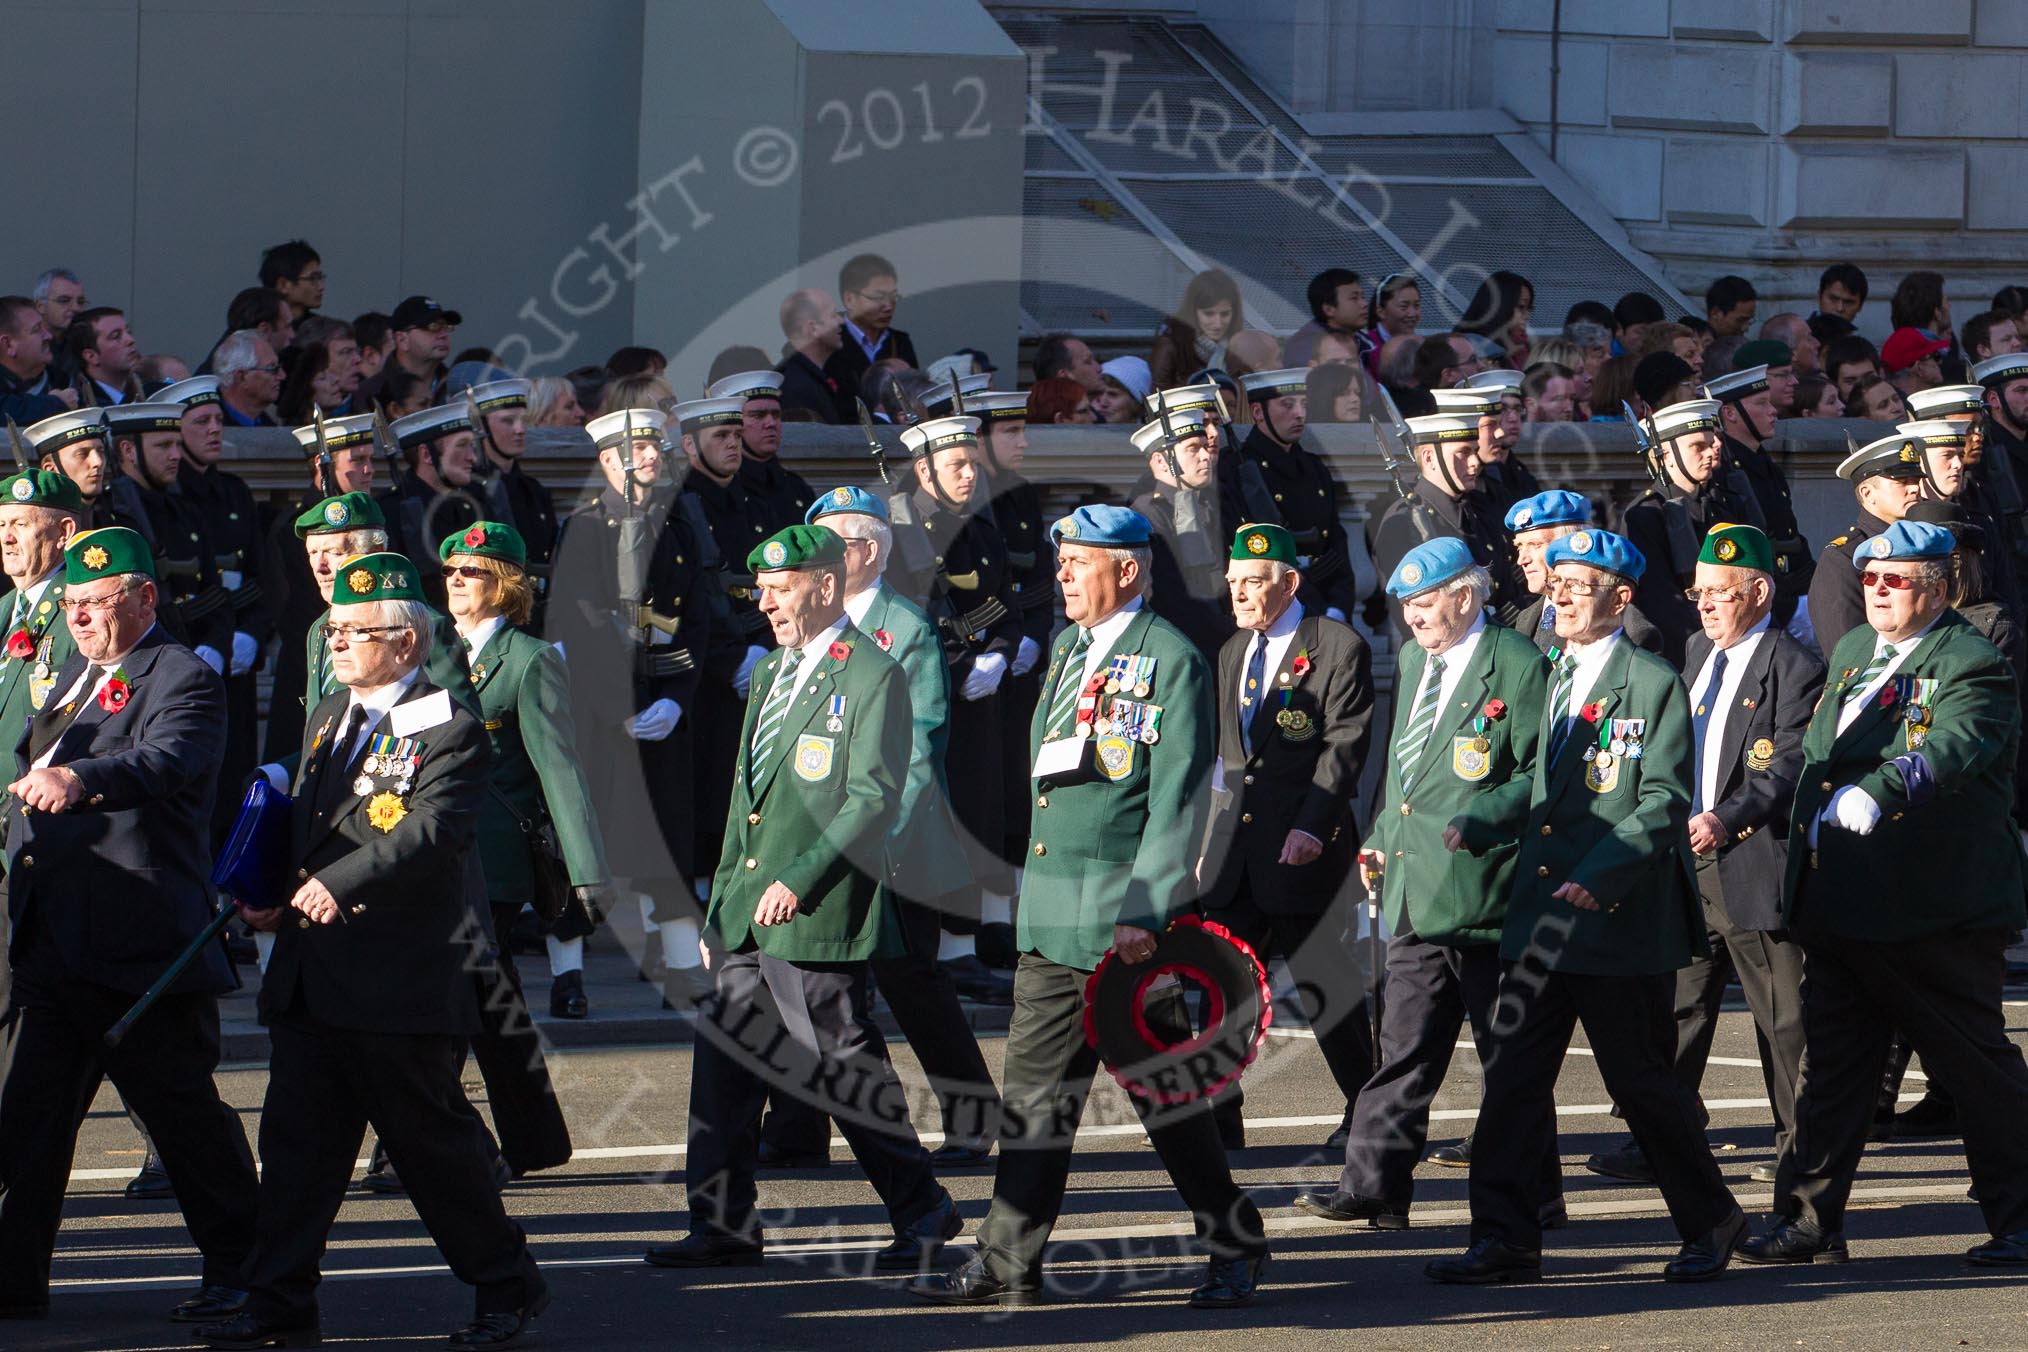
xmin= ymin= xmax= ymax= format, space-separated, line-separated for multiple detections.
xmin=1664 ymin=1207 xmax=1747 ymax=1283
xmin=1189 ymin=1253 xmax=1267 ymax=1308
xmin=1750 ymin=1162 xmax=1779 ymax=1184
xmin=549 ymin=970 xmax=589 ymax=1019
xmin=447 ymin=1286 xmax=551 ymax=1347
xmin=126 ymin=1156 xmax=174 ymax=1200
xmin=196 ymin=1311 xmax=322 ymax=1348
xmin=1966 ymin=1231 xmax=2028 ymax=1265
xmin=1891 ymin=1091 xmax=1960 ymax=1139
xmin=1426 ymin=1134 xmax=1473 ymax=1168
xmin=1293 ymin=1188 xmax=1408 ymax=1230
xmin=908 ymin=1255 xmax=1040 ymax=1306
xmin=756 ymin=1140 xmax=831 ymax=1169
xmin=1737 ymin=1216 xmax=1848 ymax=1265
xmin=644 ymin=1231 xmax=765 ymax=1268
xmin=1538 ymin=1199 xmax=1569 ymax=1230
xmin=1584 ymin=1138 xmax=1656 ymax=1184
xmin=929 ymin=1138 xmax=994 ymax=1167
xmin=1425 ymin=1235 xmax=1542 ymax=1285
xmin=875 ymin=1192 xmax=963 ymax=1271
xmin=170 ymin=1285 xmax=249 ymax=1322
xmin=945 ymin=954 xmax=1014 ymax=1006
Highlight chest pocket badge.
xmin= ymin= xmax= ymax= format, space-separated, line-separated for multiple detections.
xmin=793 ymin=734 xmax=835 ymax=782
xmin=1452 ymin=734 xmax=1491 ymax=781
xmin=1096 ymin=734 xmax=1135 ymax=781
xmin=1745 ymin=737 xmax=1773 ymax=771
xmin=1584 ymin=754 xmax=1621 ymax=794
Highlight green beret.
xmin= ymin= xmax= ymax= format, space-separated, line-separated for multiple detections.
xmin=1733 ymin=339 xmax=1793 ymax=372
xmin=748 ymin=524 xmax=845 ymax=574
xmin=329 ymin=552 xmax=425 ymax=606
xmin=440 ymin=520 xmax=527 ymax=570
xmin=0 ymin=469 xmax=84 ymax=515
xmin=1698 ymin=522 xmax=1774 ymax=573
xmin=65 ymin=526 xmax=154 ymax=584
xmin=1230 ymin=522 xmax=1297 ymax=565
xmin=294 ymin=492 xmax=385 ymax=539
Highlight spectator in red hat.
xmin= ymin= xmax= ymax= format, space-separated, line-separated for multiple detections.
xmin=1882 ymin=327 xmax=1949 ymax=400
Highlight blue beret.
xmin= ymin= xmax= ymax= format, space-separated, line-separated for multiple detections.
xmin=1051 ymin=504 xmax=1151 ymax=548
xmin=1544 ymin=528 xmax=1646 ymax=582
xmin=1852 ymin=519 xmax=1955 ymax=564
xmin=1503 ymin=490 xmax=1591 ymax=534
xmin=1386 ymin=536 xmax=1476 ymax=599
xmin=805 ymin=484 xmax=889 ymax=524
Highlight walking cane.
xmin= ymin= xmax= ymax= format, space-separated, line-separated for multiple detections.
xmin=1357 ymin=847 xmax=1385 ymax=1058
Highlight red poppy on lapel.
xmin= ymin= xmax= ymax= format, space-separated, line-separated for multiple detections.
xmin=828 ymin=640 xmax=851 ymax=661
xmin=1482 ymin=698 xmax=1507 ymax=720
xmin=4 ymin=629 xmax=32 ymax=660
xmin=1579 ymin=702 xmax=1602 ymax=723
xmin=1290 ymin=651 xmax=1312 ymax=679
xmin=873 ymin=629 xmax=893 ymax=651
xmin=99 ymin=675 xmax=131 ymax=713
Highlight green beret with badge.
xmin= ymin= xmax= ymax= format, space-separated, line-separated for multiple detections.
xmin=329 ymin=552 xmax=425 ymax=605
xmin=440 ymin=520 xmax=527 ymax=570
xmin=748 ymin=523 xmax=845 ymax=574
xmin=1698 ymin=522 xmax=1774 ymax=573
xmin=1230 ymin=522 xmax=1297 ymax=565
xmin=1 ymin=469 xmax=84 ymax=515
xmin=294 ymin=491 xmax=385 ymax=538
xmin=64 ymin=526 xmax=154 ymax=583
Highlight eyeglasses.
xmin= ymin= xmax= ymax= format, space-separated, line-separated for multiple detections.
xmin=1683 ymin=586 xmax=1747 ymax=604
xmin=296 ymin=271 xmax=327 ymax=284
xmin=444 ymin=565 xmax=495 ymax=580
xmin=417 ymin=320 xmax=454 ymax=334
xmin=1859 ymin=569 xmax=1924 ymax=591
xmin=319 ymin=623 xmax=408 ymax=643
xmin=59 ymin=583 xmax=141 ymax=614
xmin=853 ymin=290 xmax=901 ymax=306
xmin=1541 ymin=577 xmax=1604 ymax=599
xmin=249 ymin=363 xmax=281 ymax=375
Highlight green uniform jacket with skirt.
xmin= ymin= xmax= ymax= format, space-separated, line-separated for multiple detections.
xmin=706 ymin=622 xmax=910 ymax=963
xmin=1784 ymin=610 xmax=2026 ymax=941
xmin=854 ymin=583 xmax=970 ymax=904
xmin=1373 ymin=619 xmax=1548 ymax=947
xmin=467 ymin=621 xmax=609 ymax=902
xmin=1020 ymin=603 xmax=1213 ymax=972
xmin=1504 ymin=635 xmax=1705 ymax=975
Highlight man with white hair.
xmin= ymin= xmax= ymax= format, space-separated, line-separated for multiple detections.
xmin=1504 ymin=489 xmax=1663 ymax=656
xmin=204 ymin=553 xmax=548 ymax=1350
xmin=212 ymin=331 xmax=281 ymax=428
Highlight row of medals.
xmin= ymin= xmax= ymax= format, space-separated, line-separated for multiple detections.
xmin=354 ymin=753 xmax=413 ymax=798
xmin=1582 ymin=732 xmax=1644 ymax=770
xmin=1083 ymin=674 xmax=1159 ymax=744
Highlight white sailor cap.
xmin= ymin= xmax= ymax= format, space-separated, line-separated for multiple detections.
xmin=23 ymin=409 xmax=110 ymax=456
xmin=1904 ymin=385 xmax=1986 ymax=419
xmin=1146 ymin=383 xmax=1226 ymax=419
xmin=922 ymin=373 xmax=993 ymax=417
xmin=898 ymin=416 xmax=981 ymax=459
xmin=105 ymin=402 xmax=188 ymax=435
xmin=1835 ymin=432 xmax=1924 ymax=482
xmin=465 ymin=378 xmax=533 ymax=412
xmin=966 ymin=391 xmax=1030 ymax=424
xmin=1650 ymin=398 xmax=1724 ymax=443
xmin=389 ymin=403 xmax=474 ymax=450
xmin=1702 ymin=365 xmax=1769 ymax=402
xmin=1238 ymin=368 xmax=1309 ymax=400
xmin=670 ymin=397 xmax=744 ymax=432
xmin=1405 ymin=412 xmax=1482 ymax=446
xmin=586 ymin=407 xmax=671 ymax=451
xmin=1130 ymin=410 xmax=1211 ymax=455
xmin=1430 ymin=387 xmax=1502 ymax=417
xmin=1897 ymin=419 xmax=1969 ymax=451
xmin=155 ymin=375 xmax=221 ymax=409
xmin=1972 ymin=353 xmax=2028 ymax=389
xmin=291 ymin=413 xmax=378 ymax=455
xmin=706 ymin=370 xmax=783 ymax=403
xmin=1460 ymin=368 xmax=1523 ymax=394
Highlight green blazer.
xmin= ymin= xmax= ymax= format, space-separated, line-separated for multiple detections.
xmin=467 ymin=621 xmax=609 ymax=903
xmin=1020 ymin=604 xmax=1213 ymax=972
xmin=707 ymin=621 xmax=910 ymax=963
xmin=854 ymin=584 xmax=970 ymax=903
xmin=1784 ymin=610 xmax=2026 ymax=941
xmin=0 ymin=575 xmax=73 ymax=751
xmin=1504 ymin=635 xmax=1704 ymax=975
xmin=1372 ymin=620 xmax=1548 ymax=946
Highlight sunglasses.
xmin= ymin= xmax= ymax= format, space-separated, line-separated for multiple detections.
xmin=1859 ymin=569 xmax=1922 ymax=590
xmin=445 ymin=565 xmax=494 ymax=580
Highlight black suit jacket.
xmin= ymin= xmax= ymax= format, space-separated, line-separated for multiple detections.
xmin=822 ymin=327 xmax=918 ymax=403
xmin=777 ymin=350 xmax=846 ymax=424
xmin=8 ymin=627 xmax=231 ymax=997
xmin=260 ymin=677 xmax=491 ymax=1035
xmin=1684 ymin=625 xmax=1825 ymax=930
xmin=1199 ymin=610 xmax=1374 ymax=913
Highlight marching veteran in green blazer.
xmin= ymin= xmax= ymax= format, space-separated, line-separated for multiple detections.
xmin=911 ymin=504 xmax=1270 ymax=1313
xmin=1744 ymin=519 xmax=2028 ymax=1269
xmin=0 ymin=470 xmax=81 ymax=763
xmin=1428 ymin=528 xmax=1744 ymax=1289
xmin=440 ymin=521 xmax=609 ymax=1020
xmin=650 ymin=523 xmax=957 ymax=1274
xmin=1298 ymin=534 xmax=1561 ymax=1232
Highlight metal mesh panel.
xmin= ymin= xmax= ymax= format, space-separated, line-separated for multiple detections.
xmin=1021 ymin=176 xmax=1176 ymax=336
xmin=1024 ymin=133 xmax=1084 ymax=173
xmin=1304 ymin=136 xmax=1530 ymax=182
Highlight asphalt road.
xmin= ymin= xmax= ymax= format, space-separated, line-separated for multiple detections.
xmin=24 ymin=998 xmax=2028 ymax=1352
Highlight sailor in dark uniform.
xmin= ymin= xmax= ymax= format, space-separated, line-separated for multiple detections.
xmin=1129 ymin=408 xmax=1233 ymax=664
xmin=1227 ymin=368 xmax=1358 ymax=620
xmin=104 ymin=401 xmax=235 ymax=670
xmin=1805 ymin=432 xmax=1926 ymax=656
xmin=1705 ymin=362 xmax=1812 ymax=625
xmin=386 ymin=403 xmax=484 ymax=608
xmin=1368 ymin=411 xmax=1514 ymax=638
xmin=712 ymin=369 xmax=815 ymax=530
xmin=459 ymin=377 xmax=559 ymax=593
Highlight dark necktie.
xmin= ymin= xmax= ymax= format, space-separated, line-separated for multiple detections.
xmin=1690 ymin=648 xmax=1727 ymax=813
xmin=316 ymin=704 xmax=372 ymax=815
xmin=1239 ymin=632 xmax=1268 ymax=755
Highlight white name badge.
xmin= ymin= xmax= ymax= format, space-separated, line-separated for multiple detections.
xmin=1032 ymin=736 xmax=1086 ymax=779
xmin=389 ymin=688 xmax=453 ymax=736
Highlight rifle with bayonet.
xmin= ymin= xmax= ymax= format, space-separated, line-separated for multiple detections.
xmin=5 ymin=418 xmax=29 ymax=474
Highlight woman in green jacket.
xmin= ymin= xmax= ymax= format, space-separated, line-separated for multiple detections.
xmin=442 ymin=521 xmax=611 ymax=1017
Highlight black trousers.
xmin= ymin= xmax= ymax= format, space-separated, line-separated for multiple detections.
xmin=475 ymin=903 xmax=573 ymax=1176
xmin=974 ymin=955 xmax=1267 ymax=1283
xmin=215 ymin=669 xmax=262 ymax=842
xmin=0 ymin=943 xmax=257 ymax=1305
xmin=1340 ymin=933 xmax=1561 ymax=1208
xmin=1778 ymin=925 xmax=2028 ymax=1237
xmin=1201 ymin=895 xmax=1373 ymax=1132
xmin=759 ymin=896 xmax=1002 ymax=1154
xmin=686 ymin=948 xmax=942 ymax=1236
xmin=996 ymin=667 xmax=1043 ymax=866
xmin=946 ymin=687 xmax=1009 ymax=901
xmin=1470 ymin=965 xmax=1735 ymax=1249
xmin=1671 ymin=860 xmax=1806 ymax=1159
xmin=244 ymin=1011 xmax=541 ymax=1321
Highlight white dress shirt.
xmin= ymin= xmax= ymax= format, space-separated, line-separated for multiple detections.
xmin=843 ymin=586 xmax=879 ymax=629
xmin=459 ymin=614 xmax=506 ymax=662
xmin=1551 ymin=629 xmax=1623 ymax=751
xmin=772 ymin=616 xmax=851 ymax=703
xmin=1414 ymin=613 xmax=1486 ymax=722
xmin=333 ymin=668 xmax=422 ymax=768
xmin=1688 ymin=615 xmax=1770 ymax=810
xmin=1074 ymin=596 xmax=1144 ymax=688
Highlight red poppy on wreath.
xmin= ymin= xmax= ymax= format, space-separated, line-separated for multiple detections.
xmin=99 ymin=672 xmax=131 ymax=713
xmin=828 ymin=640 xmax=851 ymax=661
xmin=1579 ymin=701 xmax=1603 ymax=723
xmin=1482 ymin=698 xmax=1507 ymax=721
xmin=873 ymin=629 xmax=893 ymax=652
xmin=4 ymin=629 xmax=32 ymax=660
xmin=463 ymin=525 xmax=487 ymax=548
xmin=1290 ymin=651 xmax=1312 ymax=679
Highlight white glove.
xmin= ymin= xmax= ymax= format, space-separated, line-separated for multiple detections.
xmin=1822 ymin=785 xmax=1882 ymax=837
xmin=625 ymin=698 xmax=681 ymax=742
xmin=1325 ymin=607 xmax=1348 ymax=623
xmin=961 ymin=651 xmax=1008 ymax=702
xmin=256 ymin=762 xmax=290 ymax=793
xmin=195 ymin=644 xmax=225 ymax=675
xmin=733 ymin=645 xmax=768 ymax=699
xmin=230 ymin=631 xmax=259 ymax=676
xmin=1012 ymin=635 xmax=1042 ymax=677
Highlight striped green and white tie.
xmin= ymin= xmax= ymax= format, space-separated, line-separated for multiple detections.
xmin=1043 ymin=629 xmax=1094 ymax=738
xmin=317 ymin=635 xmax=339 ymax=697
xmin=1545 ymin=653 xmax=1579 ymax=765
xmin=1396 ymin=654 xmax=1446 ymax=791
xmin=1841 ymin=642 xmax=1896 ymax=711
xmin=747 ymin=658 xmax=799 ymax=781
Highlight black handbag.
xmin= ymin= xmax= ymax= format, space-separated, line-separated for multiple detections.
xmin=492 ymin=787 xmax=570 ymax=924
